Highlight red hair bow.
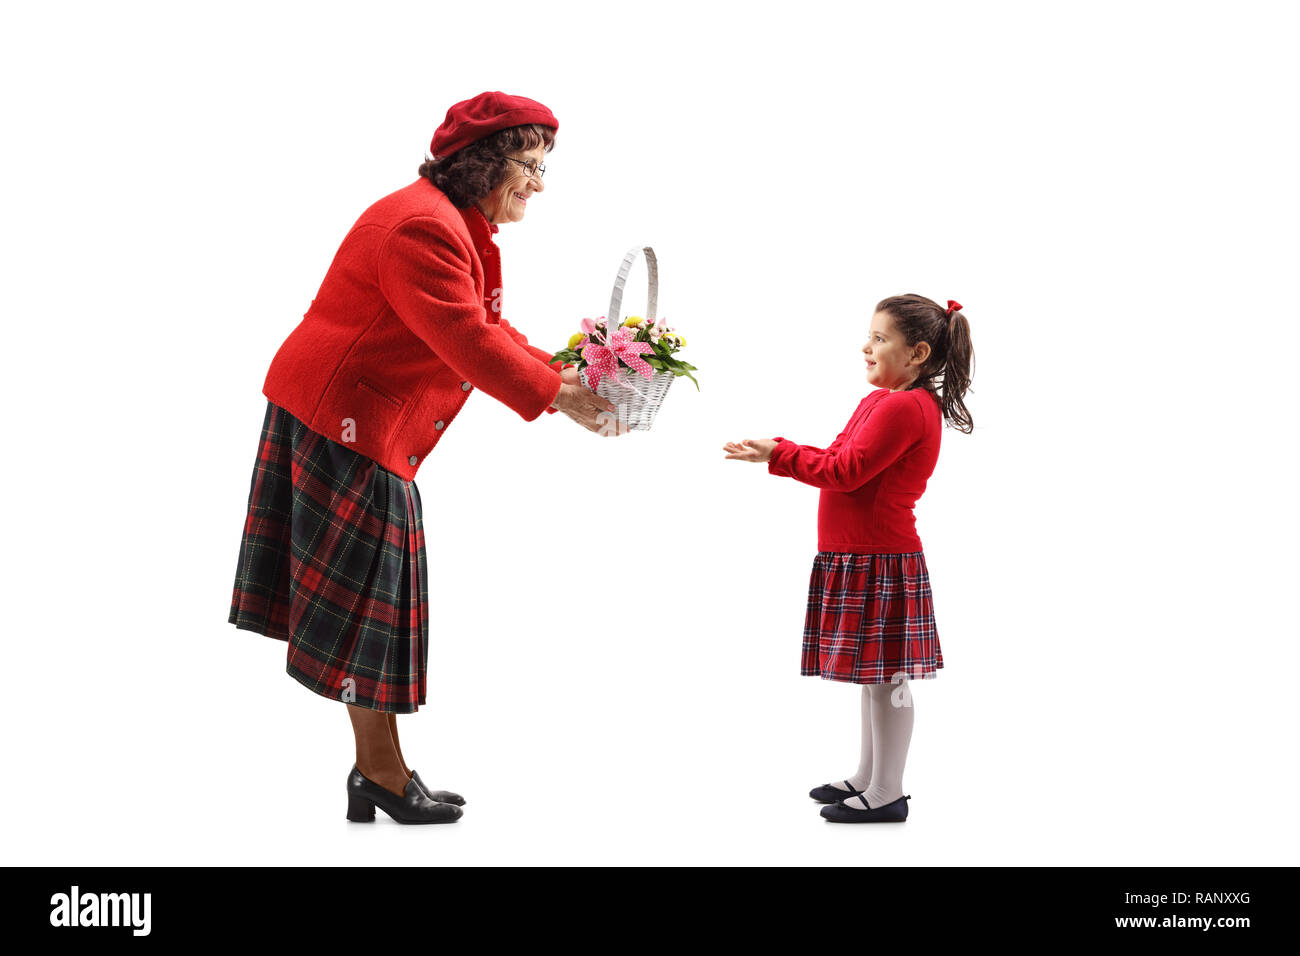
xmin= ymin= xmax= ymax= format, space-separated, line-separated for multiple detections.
xmin=945 ymin=299 xmax=963 ymax=316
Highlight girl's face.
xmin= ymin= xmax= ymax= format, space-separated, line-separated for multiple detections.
xmin=863 ymin=311 xmax=929 ymax=391
xmin=476 ymin=144 xmax=547 ymax=225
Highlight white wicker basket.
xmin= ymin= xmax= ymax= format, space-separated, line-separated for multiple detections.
xmin=579 ymin=245 xmax=675 ymax=432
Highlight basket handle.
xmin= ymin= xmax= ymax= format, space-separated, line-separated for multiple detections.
xmin=607 ymin=246 xmax=658 ymax=333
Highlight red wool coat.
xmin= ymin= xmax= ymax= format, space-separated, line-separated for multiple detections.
xmin=261 ymin=177 xmax=566 ymax=482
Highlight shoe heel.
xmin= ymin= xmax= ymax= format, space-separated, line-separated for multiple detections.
xmin=346 ymin=793 xmax=376 ymax=822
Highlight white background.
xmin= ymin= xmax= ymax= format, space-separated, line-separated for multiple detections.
xmin=2 ymin=0 xmax=1296 ymax=865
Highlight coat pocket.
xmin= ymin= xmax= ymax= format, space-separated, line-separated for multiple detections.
xmin=356 ymin=376 xmax=405 ymax=410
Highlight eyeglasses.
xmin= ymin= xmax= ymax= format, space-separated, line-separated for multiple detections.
xmin=503 ymin=156 xmax=546 ymax=181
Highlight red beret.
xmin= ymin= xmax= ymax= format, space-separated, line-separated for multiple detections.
xmin=429 ymin=91 xmax=558 ymax=157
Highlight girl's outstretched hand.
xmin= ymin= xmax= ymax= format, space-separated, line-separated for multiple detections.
xmin=722 ymin=439 xmax=777 ymax=463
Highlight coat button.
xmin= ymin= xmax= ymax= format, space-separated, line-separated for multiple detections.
xmin=435 ymin=420 xmax=445 ymax=430
xmin=461 ymin=381 xmax=471 ymax=391
xmin=408 ymin=455 xmax=418 ymax=466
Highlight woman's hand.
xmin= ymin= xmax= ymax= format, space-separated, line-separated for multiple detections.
xmin=722 ymin=439 xmax=777 ymax=463
xmin=552 ymin=382 xmax=627 ymax=435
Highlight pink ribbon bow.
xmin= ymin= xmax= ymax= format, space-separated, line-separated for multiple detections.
xmin=583 ymin=325 xmax=656 ymax=389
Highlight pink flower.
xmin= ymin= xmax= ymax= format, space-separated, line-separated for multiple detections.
xmin=580 ymin=317 xmax=596 ymax=334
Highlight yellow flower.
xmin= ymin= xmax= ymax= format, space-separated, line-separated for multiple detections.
xmin=567 ymin=332 xmax=585 ymax=349
xmin=622 ymin=315 xmax=642 ymax=328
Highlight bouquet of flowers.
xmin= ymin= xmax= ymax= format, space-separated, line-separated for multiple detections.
xmin=548 ymin=246 xmax=698 ymax=431
xmin=550 ymin=315 xmax=699 ymax=389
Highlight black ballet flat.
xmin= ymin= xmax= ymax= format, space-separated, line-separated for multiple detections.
xmin=346 ymin=765 xmax=463 ymax=824
xmin=409 ymin=769 xmax=465 ymax=806
xmin=809 ymin=780 xmax=865 ymax=804
xmin=820 ymin=794 xmax=911 ymax=823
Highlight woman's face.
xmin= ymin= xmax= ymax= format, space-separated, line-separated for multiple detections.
xmin=477 ymin=143 xmax=547 ymax=225
xmin=863 ymin=310 xmax=929 ymax=391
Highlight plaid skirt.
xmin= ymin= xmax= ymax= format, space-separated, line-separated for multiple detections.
xmin=802 ymin=551 xmax=943 ymax=684
xmin=228 ymin=400 xmax=429 ymax=713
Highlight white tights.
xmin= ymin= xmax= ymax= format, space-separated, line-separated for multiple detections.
xmin=838 ymin=680 xmax=914 ymax=810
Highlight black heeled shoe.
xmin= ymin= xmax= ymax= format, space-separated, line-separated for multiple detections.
xmin=346 ymin=765 xmax=463 ymax=824
xmin=820 ymin=794 xmax=911 ymax=823
xmin=809 ymin=780 xmax=865 ymax=804
xmin=409 ymin=769 xmax=466 ymax=806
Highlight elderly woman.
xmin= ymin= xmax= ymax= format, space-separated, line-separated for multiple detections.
xmin=227 ymin=91 xmax=619 ymax=825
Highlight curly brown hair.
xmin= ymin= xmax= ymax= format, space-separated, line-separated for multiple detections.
xmin=417 ymin=123 xmax=556 ymax=208
xmin=875 ymin=294 xmax=976 ymax=434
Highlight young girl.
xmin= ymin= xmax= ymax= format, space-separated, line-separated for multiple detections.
xmin=723 ymin=294 xmax=974 ymax=823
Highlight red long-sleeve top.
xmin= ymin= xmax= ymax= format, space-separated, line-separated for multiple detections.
xmin=767 ymin=386 xmax=942 ymax=553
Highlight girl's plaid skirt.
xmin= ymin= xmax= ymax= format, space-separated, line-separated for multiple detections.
xmin=802 ymin=551 xmax=943 ymax=684
xmin=228 ymin=400 xmax=428 ymax=713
